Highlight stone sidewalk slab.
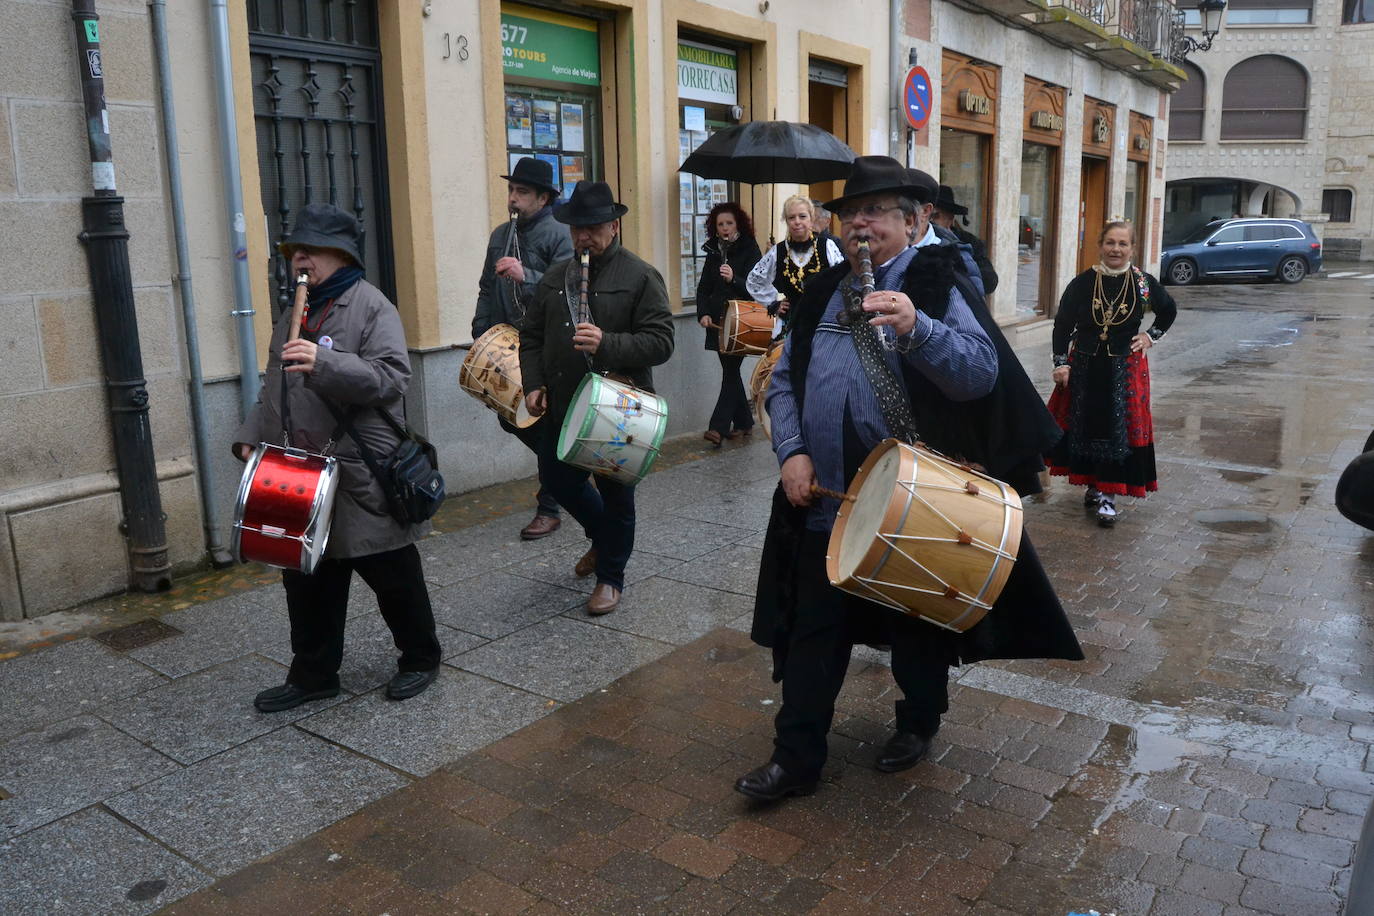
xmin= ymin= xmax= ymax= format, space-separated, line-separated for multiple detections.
xmin=0 ymin=638 xmax=164 ymax=737
xmin=568 ymin=575 xmax=754 ymax=646
xmin=0 ymin=715 xmax=178 ymax=839
xmin=126 ymin=592 xmax=287 ymax=679
xmin=106 ymin=728 xmax=408 ymax=875
xmin=430 ymin=571 xmax=587 ymax=640
xmin=0 ymin=807 xmax=209 ymax=916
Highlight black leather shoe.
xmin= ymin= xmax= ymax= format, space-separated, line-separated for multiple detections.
xmin=387 ymin=668 xmax=438 ymax=700
xmin=875 ymin=731 xmax=933 ymax=773
xmin=733 ymin=762 xmax=818 ymax=801
xmin=254 ymin=683 xmax=338 ymax=713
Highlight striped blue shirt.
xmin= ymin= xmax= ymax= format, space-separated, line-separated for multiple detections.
xmin=767 ymin=230 xmax=999 ymax=530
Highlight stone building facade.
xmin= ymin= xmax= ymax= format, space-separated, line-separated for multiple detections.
xmin=1164 ymin=0 xmax=1374 ymax=258
xmin=0 ymin=0 xmax=1179 ymax=617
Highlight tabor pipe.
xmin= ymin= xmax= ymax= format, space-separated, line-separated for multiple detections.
xmin=287 ymin=273 xmax=309 ymax=342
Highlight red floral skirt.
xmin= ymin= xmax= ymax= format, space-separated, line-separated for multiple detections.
xmin=1046 ymin=349 xmax=1157 ymax=498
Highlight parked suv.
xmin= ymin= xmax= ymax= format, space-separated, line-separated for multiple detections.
xmin=1160 ymin=218 xmax=1322 ymax=285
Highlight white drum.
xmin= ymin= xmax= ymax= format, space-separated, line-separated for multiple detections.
xmin=556 ymin=373 xmax=668 ymax=484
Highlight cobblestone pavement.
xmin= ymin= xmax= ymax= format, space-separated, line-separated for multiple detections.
xmin=2 ymin=274 xmax=1373 ymax=915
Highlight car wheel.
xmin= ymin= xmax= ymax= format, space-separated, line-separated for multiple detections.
xmin=1167 ymin=259 xmax=1196 ymax=286
xmin=1278 ymin=256 xmax=1307 ymax=284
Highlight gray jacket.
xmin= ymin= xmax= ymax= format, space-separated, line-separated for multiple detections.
xmin=473 ymin=208 xmax=573 ymax=338
xmin=233 ymin=279 xmax=427 ymax=559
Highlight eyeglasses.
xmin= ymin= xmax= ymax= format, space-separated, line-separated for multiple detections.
xmin=835 ymin=203 xmax=904 ymax=223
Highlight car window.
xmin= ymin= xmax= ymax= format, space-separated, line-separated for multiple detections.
xmin=1210 ymin=227 xmax=1245 ymax=243
xmin=1275 ymin=226 xmax=1305 ymax=240
xmin=1182 ymin=223 xmax=1224 ymax=243
xmin=1244 ymin=226 xmax=1277 ymax=241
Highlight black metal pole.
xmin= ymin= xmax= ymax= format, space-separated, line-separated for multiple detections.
xmin=71 ymin=0 xmax=171 ymax=592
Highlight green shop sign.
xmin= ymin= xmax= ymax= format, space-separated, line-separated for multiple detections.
xmin=677 ymin=40 xmax=737 ymax=105
xmin=501 ymin=3 xmax=599 ymax=86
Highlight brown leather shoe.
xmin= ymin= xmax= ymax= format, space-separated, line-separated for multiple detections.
xmin=703 ymin=430 xmax=723 ymax=446
xmin=520 ymin=514 xmax=561 ymax=540
xmin=587 ymin=583 xmax=621 ymax=615
xmin=727 ymin=428 xmax=753 ymax=440
xmin=574 ymin=547 xmax=597 ymax=578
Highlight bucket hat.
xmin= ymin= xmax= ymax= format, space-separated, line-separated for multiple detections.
xmin=278 ymin=203 xmax=365 ymax=269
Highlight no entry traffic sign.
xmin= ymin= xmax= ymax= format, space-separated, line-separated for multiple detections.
xmin=903 ymin=66 xmax=933 ymax=131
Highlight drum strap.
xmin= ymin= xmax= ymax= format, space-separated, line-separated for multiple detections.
xmin=841 ymin=284 xmax=919 ymax=445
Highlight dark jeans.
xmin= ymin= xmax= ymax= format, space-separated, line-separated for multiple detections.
xmin=771 ymin=530 xmax=951 ymax=779
xmin=536 ymin=420 xmax=635 ymax=590
xmin=708 ymin=352 xmax=753 ymax=436
xmin=499 ymin=416 xmax=559 ymax=517
xmin=281 ymin=543 xmax=441 ymax=691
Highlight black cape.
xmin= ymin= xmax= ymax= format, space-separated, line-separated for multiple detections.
xmin=751 ymin=240 xmax=1083 ymax=676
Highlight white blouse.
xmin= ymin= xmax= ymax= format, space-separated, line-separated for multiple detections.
xmin=745 ymin=237 xmax=844 ymax=306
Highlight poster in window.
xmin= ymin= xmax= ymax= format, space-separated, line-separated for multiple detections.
xmin=509 ymin=153 xmax=524 ymax=175
xmin=561 ymin=155 xmax=585 ymax=192
xmin=560 ymin=103 xmax=585 ymax=152
xmin=713 ymin=180 xmax=729 ymax=207
xmin=678 ymin=130 xmax=693 ymax=166
xmin=695 ymin=214 xmax=711 ymax=251
xmin=534 ymin=153 xmax=561 ymax=190
xmin=695 ymin=176 xmax=712 ymax=213
xmin=680 ymin=215 xmax=695 ymax=255
xmin=680 ymin=257 xmax=697 ymax=299
xmin=505 ymin=95 xmax=532 ymax=148
xmin=532 ymin=100 xmax=559 ymax=149
xmin=679 ymin=174 xmax=694 ymax=215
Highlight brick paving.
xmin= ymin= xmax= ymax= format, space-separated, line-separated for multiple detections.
xmin=3 ymin=277 xmax=1374 ymax=915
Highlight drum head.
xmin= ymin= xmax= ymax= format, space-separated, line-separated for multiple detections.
xmin=557 ymin=373 xmax=602 ymax=464
xmin=835 ymin=443 xmax=905 ymax=582
xmin=301 ymin=456 xmax=340 ymax=574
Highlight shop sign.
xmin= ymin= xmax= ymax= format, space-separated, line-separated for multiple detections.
xmin=678 ymin=40 xmax=737 ymax=104
xmin=1093 ymin=115 xmax=1110 ymax=144
xmin=958 ymin=89 xmax=991 ymax=115
xmin=1030 ymin=110 xmax=1063 ymax=132
xmin=501 ymin=2 xmax=599 ymax=87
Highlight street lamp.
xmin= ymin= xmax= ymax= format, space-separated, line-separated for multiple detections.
xmin=1177 ymin=0 xmax=1227 ymax=57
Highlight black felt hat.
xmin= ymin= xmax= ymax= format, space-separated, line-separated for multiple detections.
xmin=932 ymin=184 xmax=970 ymax=216
xmin=278 ymin=203 xmax=365 ymax=268
xmin=500 ymin=156 xmax=561 ymax=196
xmin=824 ymin=156 xmax=932 ymax=210
xmin=554 ymin=181 xmax=629 ymax=226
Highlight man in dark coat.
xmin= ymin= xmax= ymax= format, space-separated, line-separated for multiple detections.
xmin=736 ymin=158 xmax=1080 ymax=802
xmin=520 ymin=181 xmax=675 ymax=615
xmin=234 ymin=204 xmax=442 ymax=712
xmin=932 ymin=184 xmax=999 ymax=296
xmin=474 ymin=157 xmax=574 ymax=541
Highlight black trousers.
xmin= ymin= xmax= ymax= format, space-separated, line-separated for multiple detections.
xmin=535 ymin=421 xmax=636 ymax=590
xmin=771 ymin=530 xmax=952 ymax=780
xmin=281 ymin=543 xmax=441 ymax=691
xmin=498 ymin=416 xmax=560 ymax=517
xmin=708 ymin=352 xmax=754 ymax=436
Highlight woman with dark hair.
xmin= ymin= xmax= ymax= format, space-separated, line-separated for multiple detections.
xmin=696 ymin=202 xmax=762 ymax=445
xmin=1047 ymin=220 xmax=1176 ymax=526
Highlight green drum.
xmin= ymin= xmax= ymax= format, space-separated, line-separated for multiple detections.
xmin=556 ymin=373 xmax=669 ymax=484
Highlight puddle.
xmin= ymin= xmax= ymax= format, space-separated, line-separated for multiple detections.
xmin=1085 ymin=720 xmax=1211 ymax=832
xmin=1192 ymin=509 xmax=1273 ymax=533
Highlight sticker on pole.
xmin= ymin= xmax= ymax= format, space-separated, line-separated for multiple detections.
xmin=903 ymin=66 xmax=933 ymax=131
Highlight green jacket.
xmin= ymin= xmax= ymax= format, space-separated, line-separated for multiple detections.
xmin=520 ymin=237 xmax=675 ymax=419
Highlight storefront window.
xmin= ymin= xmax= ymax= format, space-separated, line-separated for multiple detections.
xmin=939 ymin=130 xmax=990 ymax=243
xmin=1018 ymin=143 xmax=1057 ymax=318
xmin=677 ymin=38 xmax=742 ymax=303
xmin=501 ymin=3 xmax=603 ymax=197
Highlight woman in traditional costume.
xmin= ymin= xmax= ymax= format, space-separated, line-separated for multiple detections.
xmin=746 ymin=195 xmax=843 ymax=334
xmin=696 ymin=202 xmax=762 ymax=446
xmin=1046 ymin=221 xmax=1177 ymax=526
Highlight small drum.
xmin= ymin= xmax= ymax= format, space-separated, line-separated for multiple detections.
xmin=749 ymin=342 xmax=784 ymax=439
xmin=826 ymin=439 xmax=1022 ymax=632
xmin=557 ymin=373 xmax=668 ymax=484
xmin=719 ymin=300 xmax=773 ymax=355
xmin=232 ymin=443 xmax=340 ymax=574
xmin=459 ymin=324 xmax=536 ymax=428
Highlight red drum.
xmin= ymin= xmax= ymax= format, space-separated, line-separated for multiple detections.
xmin=232 ymin=443 xmax=340 ymax=574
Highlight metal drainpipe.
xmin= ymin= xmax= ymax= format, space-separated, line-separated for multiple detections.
xmin=149 ymin=0 xmax=233 ymax=567
xmin=890 ymin=0 xmax=904 ymax=160
xmin=208 ymin=0 xmax=260 ymax=416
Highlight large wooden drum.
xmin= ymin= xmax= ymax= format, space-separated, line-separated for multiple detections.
xmin=826 ymin=439 xmax=1022 ymax=632
xmin=719 ymin=300 xmax=773 ymax=355
xmin=749 ymin=342 xmax=784 ymax=439
xmin=459 ymin=323 xmax=537 ymax=428
xmin=557 ymin=373 xmax=669 ymax=484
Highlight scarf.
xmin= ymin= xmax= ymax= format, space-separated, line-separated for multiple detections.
xmin=1094 ymin=261 xmax=1132 ymax=277
xmin=307 ymin=265 xmax=364 ymax=309
xmin=786 ymin=234 xmax=815 ymax=253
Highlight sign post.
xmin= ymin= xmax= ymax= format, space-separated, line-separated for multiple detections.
xmin=902 ymin=66 xmax=934 ymax=132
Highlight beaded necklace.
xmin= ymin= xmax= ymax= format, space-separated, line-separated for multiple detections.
xmin=1091 ymin=267 xmax=1135 ymax=341
xmin=779 ymin=236 xmax=821 ymax=293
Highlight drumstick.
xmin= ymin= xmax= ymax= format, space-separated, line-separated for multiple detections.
xmin=287 ymin=272 xmax=309 ymax=342
xmin=811 ymin=484 xmax=855 ymax=503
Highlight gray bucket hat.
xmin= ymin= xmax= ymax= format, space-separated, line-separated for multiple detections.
xmin=278 ymin=203 xmax=365 ymax=269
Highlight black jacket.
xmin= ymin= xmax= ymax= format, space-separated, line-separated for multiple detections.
xmin=750 ymin=240 xmax=1082 ymax=675
xmin=695 ymin=235 xmax=762 ymax=351
xmin=953 ymin=225 xmax=999 ymax=296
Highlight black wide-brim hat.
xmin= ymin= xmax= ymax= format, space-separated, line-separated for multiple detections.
xmin=278 ymin=202 xmax=365 ymax=269
xmin=500 ymin=156 xmax=561 ymax=196
xmin=554 ymin=180 xmax=629 ymax=226
xmin=824 ymin=156 xmax=933 ymax=210
xmin=933 ymin=183 xmax=970 ymax=216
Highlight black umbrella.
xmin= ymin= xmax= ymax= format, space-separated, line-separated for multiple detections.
xmin=678 ymin=121 xmax=856 ymax=185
